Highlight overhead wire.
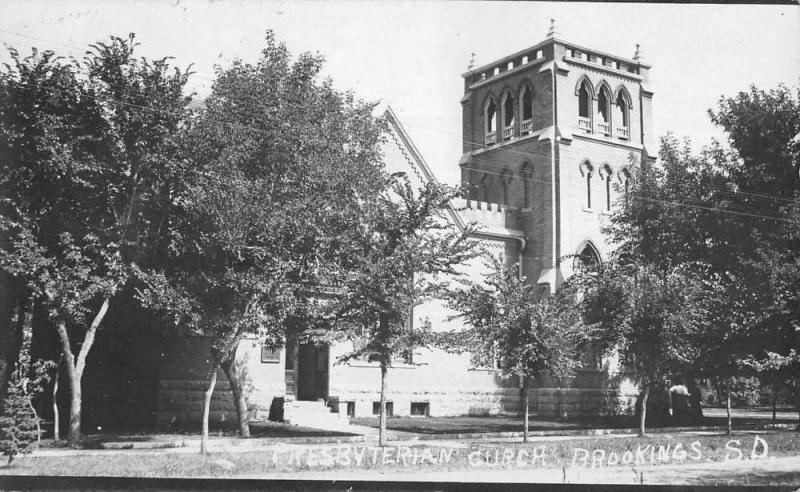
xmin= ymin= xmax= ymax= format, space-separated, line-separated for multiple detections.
xmin=3 ymin=24 xmax=796 ymax=206
xmin=2 ymin=47 xmax=797 ymax=224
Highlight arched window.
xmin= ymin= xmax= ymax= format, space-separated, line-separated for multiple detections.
xmin=479 ymin=173 xmax=492 ymax=208
xmin=596 ymin=85 xmax=612 ymax=135
xmin=573 ymin=241 xmax=602 ymax=369
xmin=600 ymin=164 xmax=612 ymax=211
xmin=520 ymin=84 xmax=534 ymax=134
xmin=500 ymin=170 xmax=512 ymax=206
xmin=580 ymin=160 xmax=593 ymax=209
xmin=573 ymin=242 xmax=601 ymax=272
xmin=521 ymin=163 xmax=533 ymax=208
xmin=485 ymin=97 xmax=497 ymax=146
xmin=619 ymin=168 xmax=631 ymax=205
xmin=577 ymin=80 xmax=592 ymax=132
xmin=614 ymin=89 xmax=631 ymax=140
xmin=502 ymin=91 xmax=515 ymax=141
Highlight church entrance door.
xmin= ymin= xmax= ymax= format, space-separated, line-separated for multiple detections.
xmin=296 ymin=343 xmax=329 ymax=401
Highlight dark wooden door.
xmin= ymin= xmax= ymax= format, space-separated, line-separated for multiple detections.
xmin=297 ymin=344 xmax=329 ymax=401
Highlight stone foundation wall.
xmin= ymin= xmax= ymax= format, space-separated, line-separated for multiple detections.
xmin=529 ymin=387 xmax=638 ymax=418
xmin=331 ymin=387 xmax=521 ymax=418
xmin=155 ymin=336 xmax=284 ymax=428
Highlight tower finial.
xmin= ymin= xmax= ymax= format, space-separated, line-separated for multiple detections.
xmin=633 ymin=43 xmax=642 ymax=62
xmin=467 ymin=52 xmax=476 ymax=70
xmin=546 ymin=18 xmax=558 ymax=38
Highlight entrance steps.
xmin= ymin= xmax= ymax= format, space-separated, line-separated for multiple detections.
xmin=283 ymin=399 xmax=351 ymax=431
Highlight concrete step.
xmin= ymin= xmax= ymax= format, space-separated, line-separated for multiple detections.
xmin=283 ymin=399 xmax=351 ymax=430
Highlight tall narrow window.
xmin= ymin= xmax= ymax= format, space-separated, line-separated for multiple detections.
xmin=619 ymin=168 xmax=631 ymax=205
xmin=615 ymin=91 xmax=630 ymax=140
xmin=485 ymin=98 xmax=497 ymax=146
xmin=521 ymin=163 xmax=532 ymax=208
xmin=578 ymin=82 xmax=591 ymax=118
xmin=580 ymin=161 xmax=593 ymax=209
xmin=520 ymin=85 xmax=533 ymax=134
xmin=502 ymin=92 xmax=514 ymax=141
xmin=501 ymin=171 xmax=510 ymax=206
xmin=597 ymin=86 xmax=611 ymax=135
xmin=480 ymin=173 xmax=492 ymax=208
xmin=600 ymin=164 xmax=612 ymax=211
xmin=578 ymin=80 xmax=592 ymax=132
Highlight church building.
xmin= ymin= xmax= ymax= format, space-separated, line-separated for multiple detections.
xmin=153 ymin=25 xmax=654 ymax=429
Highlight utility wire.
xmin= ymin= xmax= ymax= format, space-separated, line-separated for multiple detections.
xmin=4 ymin=24 xmax=796 ymax=206
xmin=5 ymin=73 xmax=798 ymax=224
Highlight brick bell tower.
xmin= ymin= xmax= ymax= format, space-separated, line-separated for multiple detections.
xmin=459 ymin=20 xmax=655 ymax=295
xmin=458 ymin=20 xmax=655 ymax=414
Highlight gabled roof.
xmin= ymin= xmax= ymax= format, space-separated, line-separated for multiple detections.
xmin=377 ymin=104 xmax=524 ymax=242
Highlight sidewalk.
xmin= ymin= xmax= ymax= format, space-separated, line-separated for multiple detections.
xmin=33 ymin=421 xmax=795 ymax=455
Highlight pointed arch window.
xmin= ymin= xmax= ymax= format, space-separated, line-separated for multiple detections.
xmin=485 ymin=98 xmax=497 ymax=146
xmin=479 ymin=173 xmax=492 ymax=209
xmin=501 ymin=91 xmax=515 ymax=141
xmin=574 ymin=242 xmax=601 ymax=272
xmin=615 ymin=90 xmax=631 ymax=140
xmin=619 ymin=168 xmax=631 ymax=205
xmin=600 ymin=164 xmax=612 ymax=212
xmin=521 ymin=163 xmax=533 ymax=209
xmin=577 ymin=80 xmax=592 ymax=132
xmin=520 ymin=85 xmax=534 ymax=135
xmin=499 ymin=170 xmax=512 ymax=207
xmin=580 ymin=161 xmax=593 ymax=209
xmin=596 ymin=86 xmax=612 ymax=135
xmin=573 ymin=241 xmax=602 ymax=368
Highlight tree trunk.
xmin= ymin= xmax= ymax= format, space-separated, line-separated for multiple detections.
xmin=523 ymin=376 xmax=530 ymax=443
xmin=201 ymin=366 xmax=218 ymax=455
xmin=221 ymin=357 xmax=250 ymax=438
xmin=771 ymin=381 xmax=777 ymax=423
xmin=379 ymin=362 xmax=388 ymax=447
xmin=639 ymin=383 xmax=649 ymax=437
xmin=726 ymin=381 xmax=732 ymax=435
xmin=55 ymin=296 xmax=111 ymax=447
xmin=56 ymin=322 xmax=80 ymax=446
xmin=53 ymin=366 xmax=60 ymax=441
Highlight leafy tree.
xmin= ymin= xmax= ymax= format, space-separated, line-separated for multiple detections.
xmin=447 ymin=255 xmax=583 ymax=442
xmin=0 ymin=36 xmax=191 ymax=446
xmin=708 ymin=86 xmax=800 ymax=429
xmin=602 ymin=84 xmax=800 ymax=430
xmin=330 ymin=176 xmax=476 ymax=446
xmin=137 ymin=31 xmax=388 ymax=452
xmin=580 ymin=261 xmax=709 ymax=436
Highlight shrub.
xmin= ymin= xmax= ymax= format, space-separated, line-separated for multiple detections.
xmin=0 ymin=363 xmax=38 ymax=464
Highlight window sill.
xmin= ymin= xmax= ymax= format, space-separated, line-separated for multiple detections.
xmin=475 ymin=128 xmax=545 ymax=153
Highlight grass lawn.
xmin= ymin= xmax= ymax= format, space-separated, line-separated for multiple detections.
xmin=3 ymin=430 xmax=799 ymax=481
xmin=39 ymin=421 xmax=357 ymax=450
xmin=350 ymin=412 xmax=798 ymax=435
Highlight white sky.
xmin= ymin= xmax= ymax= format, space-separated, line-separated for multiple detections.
xmin=1 ymin=1 xmax=798 ymax=184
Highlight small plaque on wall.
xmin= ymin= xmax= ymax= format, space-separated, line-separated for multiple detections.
xmin=261 ymin=345 xmax=280 ymax=363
